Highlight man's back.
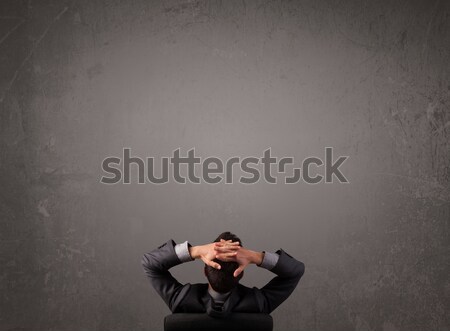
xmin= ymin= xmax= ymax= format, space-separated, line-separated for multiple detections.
xmin=141 ymin=235 xmax=305 ymax=317
xmin=172 ymin=283 xmax=262 ymax=316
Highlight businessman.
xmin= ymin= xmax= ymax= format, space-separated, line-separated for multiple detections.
xmin=141 ymin=232 xmax=305 ymax=317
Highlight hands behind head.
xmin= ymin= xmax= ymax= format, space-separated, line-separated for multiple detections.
xmin=213 ymin=239 xmax=240 ymax=262
xmin=214 ymin=239 xmax=262 ymax=278
xmin=190 ymin=239 xmax=263 ymax=277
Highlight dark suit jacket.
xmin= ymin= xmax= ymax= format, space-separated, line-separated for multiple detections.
xmin=141 ymin=240 xmax=305 ymax=317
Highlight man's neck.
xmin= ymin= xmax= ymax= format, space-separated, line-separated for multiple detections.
xmin=207 ymin=284 xmax=231 ymax=302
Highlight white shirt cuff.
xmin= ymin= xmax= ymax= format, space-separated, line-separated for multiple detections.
xmin=258 ymin=251 xmax=279 ymax=270
xmin=174 ymin=241 xmax=194 ymax=263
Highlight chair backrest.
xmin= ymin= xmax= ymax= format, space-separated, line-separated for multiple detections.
xmin=164 ymin=313 xmax=273 ymax=331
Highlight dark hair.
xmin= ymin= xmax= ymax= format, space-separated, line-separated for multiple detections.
xmin=204 ymin=231 xmax=243 ymax=293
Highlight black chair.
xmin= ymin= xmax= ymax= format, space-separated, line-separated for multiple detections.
xmin=164 ymin=313 xmax=273 ymax=331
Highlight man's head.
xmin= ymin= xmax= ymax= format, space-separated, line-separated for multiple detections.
xmin=204 ymin=232 xmax=243 ymax=293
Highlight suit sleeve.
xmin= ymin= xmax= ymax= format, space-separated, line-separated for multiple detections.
xmin=141 ymin=239 xmax=192 ymax=310
xmin=255 ymin=249 xmax=305 ymax=313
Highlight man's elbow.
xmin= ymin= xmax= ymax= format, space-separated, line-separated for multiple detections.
xmin=141 ymin=253 xmax=154 ymax=272
xmin=295 ymin=261 xmax=305 ymax=279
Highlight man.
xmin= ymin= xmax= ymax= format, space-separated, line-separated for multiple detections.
xmin=141 ymin=232 xmax=305 ymax=317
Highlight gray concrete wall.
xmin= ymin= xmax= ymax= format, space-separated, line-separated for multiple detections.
xmin=0 ymin=0 xmax=449 ymax=330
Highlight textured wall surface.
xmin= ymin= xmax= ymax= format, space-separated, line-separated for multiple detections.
xmin=0 ymin=1 xmax=449 ymax=330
